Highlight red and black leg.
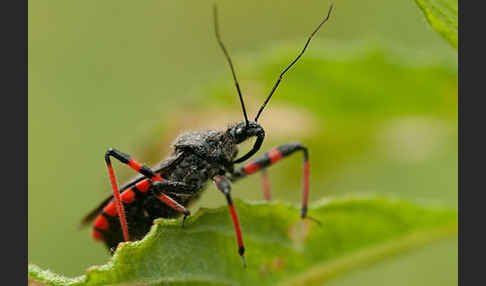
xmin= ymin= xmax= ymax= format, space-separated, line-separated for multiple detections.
xmin=230 ymin=142 xmax=312 ymax=219
xmin=104 ymin=148 xmax=191 ymax=242
xmin=213 ymin=176 xmax=246 ymax=267
xmin=151 ymin=180 xmax=192 ymax=227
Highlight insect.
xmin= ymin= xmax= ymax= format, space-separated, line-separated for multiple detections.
xmin=81 ymin=4 xmax=334 ymax=266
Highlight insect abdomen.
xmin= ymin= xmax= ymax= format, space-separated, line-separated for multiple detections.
xmin=91 ymin=179 xmax=155 ymax=250
xmin=91 ymin=152 xmax=215 ymax=251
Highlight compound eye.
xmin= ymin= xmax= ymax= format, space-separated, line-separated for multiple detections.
xmin=234 ymin=126 xmax=247 ymax=141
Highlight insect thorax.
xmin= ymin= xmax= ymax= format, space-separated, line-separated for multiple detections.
xmin=167 ymin=129 xmax=237 ymax=188
xmin=167 ymin=152 xmax=219 ymax=190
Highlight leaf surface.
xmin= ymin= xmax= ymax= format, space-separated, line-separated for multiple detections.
xmin=414 ymin=0 xmax=458 ymax=49
xmin=29 ymin=197 xmax=457 ymax=286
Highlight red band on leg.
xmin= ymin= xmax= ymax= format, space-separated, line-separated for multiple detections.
xmin=128 ymin=159 xmax=143 ymax=172
xmin=302 ymin=160 xmax=310 ymax=209
xmin=107 ymin=164 xmax=130 ymax=242
xmin=229 ymin=204 xmax=244 ymax=249
xmin=157 ymin=194 xmax=184 ymax=213
xmin=268 ymin=148 xmax=283 ymax=163
xmin=134 ymin=176 xmax=163 ymax=194
xmin=152 ymin=174 xmax=164 ymax=182
xmin=244 ymin=162 xmax=261 ymax=174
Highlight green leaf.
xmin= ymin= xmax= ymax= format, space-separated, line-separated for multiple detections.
xmin=414 ymin=0 xmax=458 ymax=49
xmin=29 ymin=197 xmax=457 ymax=286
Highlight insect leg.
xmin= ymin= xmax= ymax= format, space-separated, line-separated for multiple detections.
xmin=104 ymin=148 xmax=165 ymax=242
xmin=230 ymin=143 xmax=312 ymax=219
xmin=151 ymin=180 xmax=192 ymax=227
xmin=213 ymin=176 xmax=246 ymax=267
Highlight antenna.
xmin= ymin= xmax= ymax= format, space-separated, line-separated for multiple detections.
xmin=213 ymin=4 xmax=249 ymax=126
xmin=254 ymin=4 xmax=334 ymax=122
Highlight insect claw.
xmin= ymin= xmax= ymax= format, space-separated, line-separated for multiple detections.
xmin=240 ymin=254 xmax=247 ymax=268
xmin=305 ymin=215 xmax=322 ymax=226
xmin=182 ymin=213 xmax=190 ymax=228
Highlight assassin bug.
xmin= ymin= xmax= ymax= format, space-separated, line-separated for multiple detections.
xmin=81 ymin=4 xmax=334 ymax=266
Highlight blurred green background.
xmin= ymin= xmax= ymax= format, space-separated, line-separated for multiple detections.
xmin=28 ymin=0 xmax=457 ymax=284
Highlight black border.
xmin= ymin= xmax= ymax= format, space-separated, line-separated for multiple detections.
xmin=1 ymin=0 xmax=27 ymax=284
xmin=459 ymin=0 xmax=486 ymax=285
